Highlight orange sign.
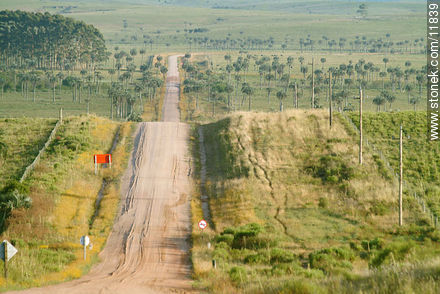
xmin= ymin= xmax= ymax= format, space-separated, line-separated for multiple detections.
xmin=94 ymin=154 xmax=112 ymax=164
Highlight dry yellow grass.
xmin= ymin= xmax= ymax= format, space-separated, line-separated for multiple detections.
xmin=0 ymin=117 xmax=135 ymax=290
xmin=141 ymin=86 xmax=165 ymax=122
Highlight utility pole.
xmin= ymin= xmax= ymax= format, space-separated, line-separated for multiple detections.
xmin=399 ymin=125 xmax=403 ymax=226
xmin=359 ymin=87 xmax=363 ymax=165
xmin=329 ymin=71 xmax=332 ymax=128
xmin=3 ymin=242 xmax=7 ymax=279
xmin=311 ymin=58 xmax=315 ymax=108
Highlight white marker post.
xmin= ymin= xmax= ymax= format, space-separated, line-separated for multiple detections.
xmin=80 ymin=236 xmax=90 ymax=260
xmin=94 ymin=155 xmax=98 ymax=175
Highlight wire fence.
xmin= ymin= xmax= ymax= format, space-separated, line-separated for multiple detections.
xmin=19 ymin=116 xmax=62 ymax=183
xmin=340 ymin=112 xmax=438 ymax=229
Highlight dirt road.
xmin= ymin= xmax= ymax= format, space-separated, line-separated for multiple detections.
xmin=14 ymin=55 xmax=195 ymax=294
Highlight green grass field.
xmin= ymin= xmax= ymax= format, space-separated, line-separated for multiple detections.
xmin=1 ymin=0 xmax=425 ymax=52
xmin=348 ymin=112 xmax=440 ymax=216
xmin=0 ymin=118 xmax=56 ymax=186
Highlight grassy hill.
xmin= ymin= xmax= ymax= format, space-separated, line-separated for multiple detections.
xmin=0 ymin=115 xmax=134 ymax=290
xmin=192 ymin=109 xmax=440 ymax=293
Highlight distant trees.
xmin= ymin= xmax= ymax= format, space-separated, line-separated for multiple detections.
xmin=0 ymin=10 xmax=107 ymax=70
xmin=357 ymin=4 xmax=368 ymax=19
xmin=179 ymin=52 xmax=425 ymax=116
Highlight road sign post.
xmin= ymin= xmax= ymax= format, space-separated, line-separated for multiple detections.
xmin=4 ymin=242 xmax=6 ymax=279
xmin=93 ymin=154 xmax=112 ymax=174
xmin=94 ymin=155 xmax=98 ymax=175
xmin=80 ymin=236 xmax=90 ymax=260
xmin=0 ymin=240 xmax=18 ymax=280
xmin=198 ymin=220 xmax=207 ymax=230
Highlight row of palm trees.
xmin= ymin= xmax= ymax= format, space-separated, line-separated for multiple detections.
xmin=181 ymin=34 xmax=425 ymax=54
xmin=182 ymin=53 xmax=426 ymax=115
xmin=107 ymin=57 xmax=165 ymax=120
xmin=0 ymin=52 xmax=166 ymax=120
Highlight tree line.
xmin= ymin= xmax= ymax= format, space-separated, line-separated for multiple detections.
xmin=0 ymin=10 xmax=108 ymax=71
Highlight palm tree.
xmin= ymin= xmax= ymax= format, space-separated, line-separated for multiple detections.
xmin=300 ymin=66 xmax=308 ymax=79
xmin=140 ymin=49 xmax=146 ymax=63
xmin=234 ymin=75 xmax=241 ymax=110
xmin=134 ymin=82 xmax=144 ymax=112
xmin=410 ymin=97 xmax=419 ymax=111
xmin=276 ymin=91 xmax=287 ymax=112
xmin=384 ymin=91 xmax=396 ymax=109
xmin=287 ymin=56 xmax=294 ymax=76
xmin=373 ymin=96 xmax=386 ymax=111
xmin=404 ymin=84 xmax=413 ymax=104
xmin=29 ymin=72 xmax=40 ymax=102
xmin=56 ymin=72 xmax=64 ymax=95
xmin=383 ymin=58 xmax=389 ymax=71
xmin=108 ymin=69 xmax=116 ymax=82
xmin=416 ymin=74 xmax=424 ymax=97
xmin=0 ymin=77 xmax=5 ymax=99
xmin=379 ymin=71 xmax=387 ymax=89
xmin=241 ymin=83 xmax=254 ymax=111
xmin=48 ymin=73 xmax=57 ymax=103
xmin=320 ymin=58 xmax=326 ymax=70
xmin=265 ymin=87 xmax=273 ymax=106
xmin=160 ymin=66 xmax=168 ymax=81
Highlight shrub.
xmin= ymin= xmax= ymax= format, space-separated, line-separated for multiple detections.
xmin=244 ymin=251 xmax=270 ymax=264
xmin=309 ymin=247 xmax=354 ymax=274
xmin=232 ymin=235 xmax=278 ymax=250
xmin=213 ymin=245 xmax=230 ymax=261
xmin=230 ymin=223 xmax=269 ymax=249
xmin=270 ymin=248 xmax=297 ymax=264
xmin=370 ymin=241 xmax=415 ymax=268
xmin=361 ymin=238 xmax=384 ymax=251
xmin=307 ymin=154 xmax=355 ymax=184
xmin=215 ymin=234 xmax=234 ymax=246
xmin=127 ymin=112 xmax=142 ymax=122
xmin=318 ymin=197 xmax=329 ymax=208
xmin=222 ymin=227 xmax=237 ymax=235
xmin=234 ymin=223 xmax=262 ymax=238
xmin=271 ymin=262 xmax=302 ymax=276
xmin=369 ymin=201 xmax=390 ymax=216
xmin=275 ymin=279 xmax=324 ymax=294
xmin=229 ymin=266 xmax=247 ymax=285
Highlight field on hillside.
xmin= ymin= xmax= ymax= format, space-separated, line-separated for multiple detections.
xmin=348 ymin=111 xmax=440 ymax=217
xmin=192 ymin=110 xmax=440 ymax=293
xmin=0 ymin=92 xmax=112 ymax=118
xmin=0 ymin=116 xmax=133 ymax=290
